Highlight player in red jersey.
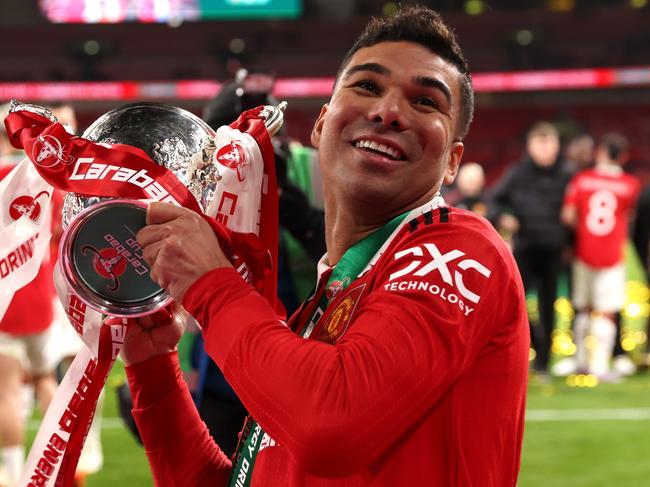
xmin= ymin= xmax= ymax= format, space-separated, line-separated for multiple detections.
xmin=120 ymin=6 xmax=529 ymax=486
xmin=560 ymin=133 xmax=641 ymax=380
xmin=0 ymin=117 xmax=59 ymax=487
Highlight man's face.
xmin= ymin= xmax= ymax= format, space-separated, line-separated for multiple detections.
xmin=311 ymin=41 xmax=464 ymax=215
xmin=527 ymin=132 xmax=559 ymax=167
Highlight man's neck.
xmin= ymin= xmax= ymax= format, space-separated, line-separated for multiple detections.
xmin=324 ymin=209 xmax=384 ymax=266
xmin=595 ymin=160 xmax=622 ymax=174
xmin=323 ymin=191 xmax=439 ymax=266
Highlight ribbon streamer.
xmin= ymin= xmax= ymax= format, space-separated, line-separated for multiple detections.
xmin=0 ymin=158 xmax=53 ymax=322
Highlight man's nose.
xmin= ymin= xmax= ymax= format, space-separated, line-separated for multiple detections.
xmin=367 ymin=92 xmax=408 ymax=130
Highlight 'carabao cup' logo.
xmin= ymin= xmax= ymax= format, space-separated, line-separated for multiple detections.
xmin=216 ymin=141 xmax=248 ymax=182
xmin=326 ymin=277 xmax=351 ymax=300
xmin=32 ymin=135 xmax=74 ymax=167
xmin=81 ymin=245 xmax=127 ymax=292
xmin=9 ymin=191 xmax=51 ymax=222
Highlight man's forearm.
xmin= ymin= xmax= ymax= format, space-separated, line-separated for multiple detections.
xmin=126 ymin=352 xmax=232 ymax=486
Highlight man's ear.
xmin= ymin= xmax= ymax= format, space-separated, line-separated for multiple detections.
xmin=310 ymin=103 xmax=329 ymax=148
xmin=443 ymin=141 xmax=464 ymax=185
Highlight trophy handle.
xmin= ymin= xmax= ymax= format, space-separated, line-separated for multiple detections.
xmin=260 ymin=101 xmax=288 ymax=136
xmin=9 ymin=100 xmax=58 ymax=122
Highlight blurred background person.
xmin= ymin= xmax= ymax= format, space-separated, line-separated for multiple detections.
xmin=559 ymin=133 xmax=640 ymax=381
xmin=564 ymin=132 xmax=595 ymax=173
xmin=203 ymin=70 xmax=326 ymax=313
xmin=202 ymin=70 xmax=325 ymax=454
xmin=562 ymin=129 xmax=635 ymax=377
xmin=490 ymin=121 xmax=573 ymax=377
xmin=633 ymin=184 xmax=650 ymax=282
xmin=450 ymin=161 xmax=488 ymax=217
xmin=0 ymin=103 xmax=59 ymax=487
xmin=633 ymin=184 xmax=650 ymax=368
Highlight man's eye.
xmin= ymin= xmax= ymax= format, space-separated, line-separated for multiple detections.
xmin=415 ymin=97 xmax=438 ymax=109
xmin=354 ymin=80 xmax=378 ymax=93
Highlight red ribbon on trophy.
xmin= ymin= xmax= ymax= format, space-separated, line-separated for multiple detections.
xmin=2 ymin=103 xmax=281 ymax=487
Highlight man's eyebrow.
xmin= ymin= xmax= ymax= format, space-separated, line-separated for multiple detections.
xmin=342 ymin=64 xmax=453 ymax=106
xmin=342 ymin=62 xmax=391 ymax=80
xmin=414 ymin=75 xmax=452 ymax=106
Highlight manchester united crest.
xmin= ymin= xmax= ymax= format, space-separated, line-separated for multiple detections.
xmin=317 ymin=284 xmax=365 ymax=343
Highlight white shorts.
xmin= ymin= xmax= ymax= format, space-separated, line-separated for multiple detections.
xmin=0 ymin=324 xmax=58 ymax=376
xmin=572 ymin=259 xmax=626 ymax=313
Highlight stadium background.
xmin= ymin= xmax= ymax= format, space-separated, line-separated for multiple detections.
xmin=1 ymin=0 xmax=649 ymax=485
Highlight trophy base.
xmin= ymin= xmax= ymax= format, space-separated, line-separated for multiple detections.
xmin=59 ymin=199 xmax=172 ymax=317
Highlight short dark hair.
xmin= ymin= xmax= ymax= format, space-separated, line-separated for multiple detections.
xmin=526 ymin=121 xmax=559 ymax=140
xmin=335 ymin=5 xmax=474 ymax=139
xmin=600 ymin=132 xmax=629 ymax=161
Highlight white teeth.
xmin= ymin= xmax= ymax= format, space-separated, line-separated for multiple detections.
xmin=354 ymin=140 xmax=402 ymax=160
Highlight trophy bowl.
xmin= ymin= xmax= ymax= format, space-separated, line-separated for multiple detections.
xmin=59 ymin=102 xmax=217 ymax=317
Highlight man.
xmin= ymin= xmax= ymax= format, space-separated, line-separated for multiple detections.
xmin=450 ymin=161 xmax=488 ymax=217
xmin=561 ymin=133 xmax=640 ymax=380
xmin=633 ymin=184 xmax=650 ymax=368
xmin=0 ymin=104 xmax=59 ymax=487
xmin=491 ymin=121 xmax=573 ymax=375
xmin=564 ymin=132 xmax=594 ymax=173
xmin=633 ymin=184 xmax=650 ymax=280
xmin=122 ymin=6 xmax=529 ymax=486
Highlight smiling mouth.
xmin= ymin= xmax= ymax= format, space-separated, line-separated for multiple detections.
xmin=354 ymin=140 xmax=404 ymax=161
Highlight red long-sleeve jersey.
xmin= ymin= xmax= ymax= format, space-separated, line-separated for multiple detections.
xmin=563 ymin=167 xmax=640 ymax=268
xmin=127 ymin=206 xmax=529 ymax=486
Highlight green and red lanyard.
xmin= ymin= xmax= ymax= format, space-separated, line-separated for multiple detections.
xmin=227 ymin=211 xmax=409 ymax=487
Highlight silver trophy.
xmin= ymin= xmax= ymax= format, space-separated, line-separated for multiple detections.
xmin=8 ymin=100 xmax=286 ymax=317
xmin=61 ymin=103 xmax=221 ymax=228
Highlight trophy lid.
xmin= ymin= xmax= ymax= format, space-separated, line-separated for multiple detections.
xmin=59 ymin=199 xmax=170 ymax=317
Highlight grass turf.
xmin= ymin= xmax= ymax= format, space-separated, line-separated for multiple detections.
xmin=521 ymin=374 xmax=650 ymax=487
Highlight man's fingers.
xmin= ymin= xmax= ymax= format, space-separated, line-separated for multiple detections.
xmin=137 ymin=224 xmax=169 ymax=247
xmin=142 ymin=240 xmax=164 ymax=266
xmin=137 ymin=314 xmax=157 ymax=330
xmin=149 ymin=264 xmax=165 ymax=289
xmin=146 ymin=201 xmax=192 ymax=225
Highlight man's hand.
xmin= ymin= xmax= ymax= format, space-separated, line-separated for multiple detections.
xmin=136 ymin=202 xmax=233 ymax=303
xmin=560 ymin=204 xmax=577 ymax=228
xmin=119 ymin=307 xmax=187 ymax=366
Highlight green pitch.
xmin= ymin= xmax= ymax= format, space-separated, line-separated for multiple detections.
xmin=27 ymin=364 xmax=650 ymax=487
xmin=522 ymin=374 xmax=650 ymax=486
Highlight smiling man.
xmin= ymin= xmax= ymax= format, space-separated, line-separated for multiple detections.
xmin=122 ymin=5 xmax=529 ymax=486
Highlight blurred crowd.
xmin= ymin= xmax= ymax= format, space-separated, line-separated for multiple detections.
xmin=447 ymin=121 xmax=649 ymax=384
